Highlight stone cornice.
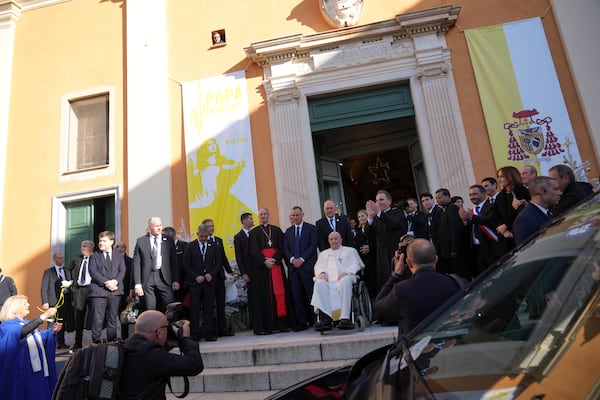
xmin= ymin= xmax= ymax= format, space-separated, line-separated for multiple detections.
xmin=395 ymin=5 xmax=460 ymax=36
xmin=245 ymin=5 xmax=460 ymax=67
xmin=0 ymin=2 xmax=21 ymax=26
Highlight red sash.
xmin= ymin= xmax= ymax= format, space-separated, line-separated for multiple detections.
xmin=262 ymin=248 xmax=287 ymax=317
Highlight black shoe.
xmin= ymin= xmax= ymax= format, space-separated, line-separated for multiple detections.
xmin=338 ymin=319 xmax=354 ymax=330
xmin=294 ymin=322 xmax=309 ymax=332
xmin=205 ymin=336 xmax=218 ymax=342
xmin=218 ymin=330 xmax=235 ymax=337
xmin=314 ymin=315 xmax=333 ymax=332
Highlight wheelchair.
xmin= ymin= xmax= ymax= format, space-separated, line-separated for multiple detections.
xmin=315 ymin=274 xmax=373 ymax=334
xmin=352 ymin=278 xmax=373 ymax=331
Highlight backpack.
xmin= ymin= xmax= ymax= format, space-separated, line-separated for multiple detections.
xmin=52 ymin=341 xmax=124 ymax=400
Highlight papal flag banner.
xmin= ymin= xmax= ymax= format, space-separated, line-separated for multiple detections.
xmin=182 ymin=71 xmax=258 ymax=260
xmin=465 ymin=17 xmax=583 ymax=175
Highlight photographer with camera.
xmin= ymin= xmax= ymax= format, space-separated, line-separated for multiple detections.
xmin=374 ymin=239 xmax=461 ymax=334
xmin=119 ymin=310 xmax=204 ymax=400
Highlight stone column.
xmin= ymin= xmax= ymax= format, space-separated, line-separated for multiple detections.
xmin=266 ymin=84 xmax=320 ymax=225
xmin=126 ymin=0 xmax=172 ymax=244
xmin=417 ymin=62 xmax=475 ymax=195
xmin=0 ymin=1 xmax=20 ymax=247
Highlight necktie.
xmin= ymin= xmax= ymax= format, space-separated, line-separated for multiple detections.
xmin=294 ymin=226 xmax=301 ymax=256
xmin=329 ymin=218 xmax=335 ymax=230
xmin=547 ymin=210 xmax=553 ymax=218
xmin=105 ymin=252 xmax=112 ymax=278
xmin=201 ymin=242 xmax=206 ymax=259
xmin=78 ymin=257 xmax=88 ymax=286
xmin=490 ymin=197 xmax=495 ymax=205
xmin=152 ymin=236 xmax=158 ymax=266
xmin=57 ymin=267 xmax=65 ymax=281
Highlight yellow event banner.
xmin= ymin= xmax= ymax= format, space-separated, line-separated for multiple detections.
xmin=182 ymin=71 xmax=258 ymax=260
xmin=465 ymin=18 xmax=582 ymax=175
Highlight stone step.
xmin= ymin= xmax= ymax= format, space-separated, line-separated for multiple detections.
xmin=166 ymin=391 xmax=277 ymax=400
xmin=199 ymin=326 xmax=395 ymax=367
xmin=169 ymin=325 xmax=396 ymax=393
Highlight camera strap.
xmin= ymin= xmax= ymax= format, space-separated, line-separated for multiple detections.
xmin=167 ymin=375 xmax=190 ymax=398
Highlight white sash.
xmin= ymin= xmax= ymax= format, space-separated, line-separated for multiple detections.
xmin=26 ymin=330 xmax=49 ymax=377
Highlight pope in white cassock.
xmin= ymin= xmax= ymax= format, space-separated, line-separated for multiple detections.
xmin=311 ymin=231 xmax=364 ymax=331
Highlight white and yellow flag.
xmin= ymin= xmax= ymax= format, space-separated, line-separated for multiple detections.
xmin=465 ymin=17 xmax=582 ymax=174
xmin=182 ymin=71 xmax=258 ymax=259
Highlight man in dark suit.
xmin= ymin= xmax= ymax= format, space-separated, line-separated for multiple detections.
xmin=432 ymin=188 xmax=469 ymax=278
xmin=513 ymin=177 xmax=562 ymax=245
xmin=460 ymin=185 xmax=501 ymax=277
xmin=203 ymin=218 xmax=235 ymax=337
xmin=315 ymin=199 xmax=354 ymax=251
xmin=549 ymin=164 xmax=594 ymax=216
xmin=41 ymin=251 xmax=71 ymax=348
xmin=183 ymin=224 xmax=221 ymax=341
xmin=162 ymin=226 xmax=188 ymax=302
xmin=366 ymin=190 xmax=408 ymax=295
xmin=405 ymin=198 xmax=428 ymax=239
xmin=374 ymin=239 xmax=460 ymax=333
xmin=115 ymin=241 xmax=134 ymax=339
xmin=64 ymin=240 xmax=95 ymax=350
xmin=133 ymin=217 xmax=180 ymax=312
xmin=88 ymin=231 xmax=126 ymax=342
xmin=233 ymin=212 xmax=255 ymax=326
xmin=283 ymin=206 xmax=318 ymax=330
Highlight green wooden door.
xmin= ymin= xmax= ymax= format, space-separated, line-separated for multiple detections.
xmin=65 ymin=200 xmax=94 ymax=263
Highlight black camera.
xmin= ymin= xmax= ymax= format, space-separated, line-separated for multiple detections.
xmin=165 ymin=302 xmax=184 ymax=347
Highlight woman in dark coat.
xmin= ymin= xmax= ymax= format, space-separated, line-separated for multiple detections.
xmin=493 ymin=165 xmax=531 ymax=254
xmin=354 ymin=209 xmax=377 ymax=298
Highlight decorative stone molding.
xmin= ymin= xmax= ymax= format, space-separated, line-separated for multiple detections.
xmin=14 ymin=0 xmax=69 ymax=12
xmin=416 ymin=61 xmax=450 ymax=79
xmin=266 ymin=86 xmax=301 ymax=105
xmin=395 ymin=5 xmax=460 ymax=37
xmin=244 ymin=6 xmax=460 ymax=72
xmin=0 ymin=2 xmax=21 ymax=26
xmin=245 ymin=5 xmax=474 ymax=222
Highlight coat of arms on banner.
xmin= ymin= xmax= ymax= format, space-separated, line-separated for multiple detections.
xmin=503 ymin=108 xmax=564 ymax=162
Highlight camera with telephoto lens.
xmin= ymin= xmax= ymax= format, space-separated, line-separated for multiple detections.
xmin=164 ymin=302 xmax=184 ymax=347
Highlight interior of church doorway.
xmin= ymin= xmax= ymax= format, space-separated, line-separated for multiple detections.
xmin=64 ymin=195 xmax=115 ymax=262
xmin=309 ymin=84 xmax=428 ymax=220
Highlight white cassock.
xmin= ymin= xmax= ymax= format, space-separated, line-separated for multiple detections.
xmin=311 ymin=246 xmax=364 ymax=320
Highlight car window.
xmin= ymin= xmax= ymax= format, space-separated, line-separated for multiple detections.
xmin=405 ymin=194 xmax=600 ymax=398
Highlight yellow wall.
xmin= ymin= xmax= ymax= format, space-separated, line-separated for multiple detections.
xmin=2 ymin=0 xmax=597 ymax=303
xmin=3 ymin=1 xmax=125 ymax=302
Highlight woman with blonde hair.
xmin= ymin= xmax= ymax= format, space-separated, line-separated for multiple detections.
xmin=354 ymin=209 xmax=377 ymax=297
xmin=0 ymin=295 xmax=62 ymax=399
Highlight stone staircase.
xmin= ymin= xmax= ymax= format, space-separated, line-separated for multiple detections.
xmin=167 ymin=325 xmax=397 ymax=400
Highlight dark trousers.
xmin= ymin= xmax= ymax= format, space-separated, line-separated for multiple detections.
xmin=73 ymin=307 xmax=87 ymax=347
xmin=215 ymin=276 xmax=226 ymax=333
xmin=89 ymin=295 xmax=121 ymax=342
xmin=188 ymin=284 xmax=215 ymax=339
xmin=288 ymin=265 xmax=314 ymax=326
xmin=143 ymin=270 xmax=174 ymax=312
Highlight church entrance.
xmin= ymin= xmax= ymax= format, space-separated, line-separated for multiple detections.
xmin=309 ymin=84 xmax=428 ymax=219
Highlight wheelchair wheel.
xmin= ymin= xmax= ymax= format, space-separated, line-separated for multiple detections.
xmin=356 ymin=315 xmax=367 ymax=331
xmin=358 ymin=281 xmax=373 ymax=323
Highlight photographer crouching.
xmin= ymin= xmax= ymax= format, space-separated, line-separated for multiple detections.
xmin=119 ymin=308 xmax=204 ymax=400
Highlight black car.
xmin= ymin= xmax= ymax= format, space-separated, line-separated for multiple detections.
xmin=269 ymin=191 xmax=600 ymax=399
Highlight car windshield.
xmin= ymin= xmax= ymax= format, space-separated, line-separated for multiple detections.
xmin=407 ymin=193 xmax=600 ymax=398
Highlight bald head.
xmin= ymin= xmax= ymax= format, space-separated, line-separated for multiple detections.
xmin=406 ymin=239 xmax=437 ymax=268
xmin=134 ymin=310 xmax=168 ymax=338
